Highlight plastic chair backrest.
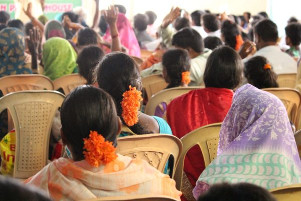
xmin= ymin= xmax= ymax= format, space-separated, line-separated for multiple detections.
xmin=145 ymin=87 xmax=202 ymax=116
xmin=0 ymin=90 xmax=65 ymax=178
xmin=116 ymin=134 xmax=182 ymax=178
xmin=174 ymin=123 xmax=222 ymax=190
xmin=53 ymin=73 xmax=86 ymax=95
xmin=270 ymin=184 xmax=301 ymax=201
xmin=0 ymin=74 xmax=54 ymax=96
xmin=81 ymin=195 xmax=178 ymax=201
xmin=142 ymin=74 xmax=168 ymax=101
xmin=295 ymin=130 xmax=301 ymax=159
xmin=277 ymin=73 xmax=297 ymax=88
xmin=262 ymin=88 xmax=301 ymax=129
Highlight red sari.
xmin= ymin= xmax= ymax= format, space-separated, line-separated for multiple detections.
xmin=167 ymin=88 xmax=233 ymax=187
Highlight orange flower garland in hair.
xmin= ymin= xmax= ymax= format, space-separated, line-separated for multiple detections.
xmin=264 ymin=63 xmax=271 ymax=70
xmin=182 ymin=71 xmax=191 ymax=85
xmin=83 ymin=131 xmax=117 ymax=167
xmin=121 ymin=85 xmax=143 ymax=126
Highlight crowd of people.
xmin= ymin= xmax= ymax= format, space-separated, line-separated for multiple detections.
xmin=0 ymin=1 xmax=301 ymax=201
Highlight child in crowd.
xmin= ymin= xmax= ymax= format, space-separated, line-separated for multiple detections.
xmin=285 ymin=22 xmax=301 ymax=61
xmin=162 ymin=49 xmax=191 ymax=89
xmin=154 ymin=49 xmax=191 ymax=117
xmin=25 ymin=86 xmax=181 ymax=200
xmin=204 ymin=36 xmax=223 ymax=50
xmin=244 ymin=56 xmax=279 ymax=89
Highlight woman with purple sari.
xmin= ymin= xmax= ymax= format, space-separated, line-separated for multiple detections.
xmin=193 ymin=84 xmax=301 ymax=199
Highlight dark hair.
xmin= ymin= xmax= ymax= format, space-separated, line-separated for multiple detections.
xmin=288 ymin=17 xmax=298 ymax=24
xmin=285 ymin=22 xmax=301 ymax=46
xmin=0 ymin=176 xmax=52 ymax=201
xmin=114 ymin=5 xmax=126 ymax=14
xmin=7 ymin=20 xmax=24 ymax=32
xmin=24 ymin=22 xmax=34 ymax=36
xmin=244 ymin=56 xmax=279 ymax=89
xmin=0 ymin=11 xmax=10 ymax=24
xmin=77 ymin=28 xmax=98 ymax=46
xmin=197 ymin=183 xmax=277 ymax=201
xmin=191 ymin=10 xmax=205 ymax=26
xmin=204 ymin=36 xmax=223 ymax=50
xmin=97 ymin=52 xmax=141 ymax=117
xmin=145 ymin=11 xmax=157 ymax=25
xmin=0 ymin=24 xmax=6 ymax=31
xmin=258 ymin=11 xmax=269 ymax=19
xmin=172 ymin=27 xmax=204 ymax=53
xmin=255 ymin=19 xmax=278 ymax=42
xmin=174 ymin=17 xmax=190 ymax=31
xmin=244 ymin=12 xmax=251 ymax=20
xmin=62 ymin=11 xmax=79 ymax=23
xmin=204 ymin=46 xmax=242 ymax=89
xmin=60 ymin=85 xmax=119 ymax=161
xmin=134 ymin=14 xmax=149 ymax=31
xmin=162 ymin=49 xmax=191 ymax=88
xmin=202 ymin=14 xmax=219 ymax=32
xmin=98 ymin=16 xmax=108 ymax=35
xmin=221 ymin=20 xmax=240 ymax=50
xmin=77 ymin=46 xmax=105 ymax=84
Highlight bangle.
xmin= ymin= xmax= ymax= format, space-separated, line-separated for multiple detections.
xmin=111 ymin=34 xmax=119 ymax=39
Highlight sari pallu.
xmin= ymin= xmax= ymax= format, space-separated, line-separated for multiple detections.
xmin=193 ymin=84 xmax=301 ymax=199
xmin=42 ymin=37 xmax=77 ymax=80
xmin=0 ymin=28 xmax=32 ymax=78
xmin=25 ymin=154 xmax=181 ymax=201
xmin=166 ymin=88 xmax=234 ymax=187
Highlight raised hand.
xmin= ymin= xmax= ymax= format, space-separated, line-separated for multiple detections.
xmin=161 ymin=7 xmax=181 ymax=28
xmin=23 ymin=2 xmax=33 ymax=19
xmin=238 ymin=41 xmax=257 ymax=59
xmin=103 ymin=5 xmax=118 ymax=26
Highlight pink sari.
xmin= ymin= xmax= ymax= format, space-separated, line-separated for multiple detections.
xmin=104 ymin=13 xmax=141 ymax=57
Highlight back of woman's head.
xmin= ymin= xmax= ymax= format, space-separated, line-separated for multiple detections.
xmin=7 ymin=19 xmax=24 ymax=33
xmin=221 ymin=20 xmax=240 ymax=50
xmin=204 ymin=46 xmax=242 ymax=89
xmin=97 ymin=52 xmax=141 ymax=116
xmin=244 ymin=56 xmax=279 ymax=89
xmin=77 ymin=28 xmax=99 ymax=46
xmin=45 ymin=20 xmax=66 ymax=40
xmin=162 ymin=49 xmax=191 ymax=88
xmin=60 ymin=85 xmax=119 ymax=161
xmin=134 ymin=14 xmax=149 ymax=31
xmin=77 ymin=45 xmax=104 ymax=84
xmin=198 ymin=183 xmax=276 ymax=201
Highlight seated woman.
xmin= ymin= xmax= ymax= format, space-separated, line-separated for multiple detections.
xmin=44 ymin=20 xmax=66 ymax=40
xmin=193 ymin=84 xmax=301 ymax=199
xmin=167 ymin=46 xmax=242 ymax=189
xmin=154 ymin=49 xmax=191 ymax=117
xmin=42 ymin=37 xmax=77 ymax=80
xmin=244 ymin=56 xmax=279 ymax=89
xmin=25 ymin=86 xmax=181 ymax=200
xmin=0 ymin=28 xmax=32 ymax=78
xmin=97 ymin=52 xmax=172 ymax=135
xmin=221 ymin=20 xmax=244 ymax=51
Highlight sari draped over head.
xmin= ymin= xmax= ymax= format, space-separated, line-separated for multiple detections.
xmin=0 ymin=28 xmax=32 ymax=78
xmin=43 ymin=37 xmax=77 ymax=80
xmin=103 ymin=13 xmax=141 ymax=57
xmin=44 ymin=20 xmax=66 ymax=40
xmin=193 ymin=84 xmax=301 ymax=199
xmin=167 ymin=88 xmax=234 ymax=187
xmin=25 ymin=155 xmax=181 ymax=201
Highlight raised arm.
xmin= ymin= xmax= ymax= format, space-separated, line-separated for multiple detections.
xmin=103 ymin=5 xmax=121 ymax=52
xmin=91 ymin=0 xmax=100 ymax=29
xmin=23 ymin=3 xmax=44 ymax=33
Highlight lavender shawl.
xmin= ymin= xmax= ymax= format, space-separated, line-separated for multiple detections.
xmin=193 ymin=84 xmax=301 ymax=198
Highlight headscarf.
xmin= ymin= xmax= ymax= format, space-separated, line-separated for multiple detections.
xmin=193 ymin=84 xmax=301 ymax=198
xmin=44 ymin=20 xmax=66 ymax=40
xmin=0 ymin=28 xmax=32 ymax=78
xmin=43 ymin=37 xmax=77 ymax=80
xmin=103 ymin=13 xmax=140 ymax=57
